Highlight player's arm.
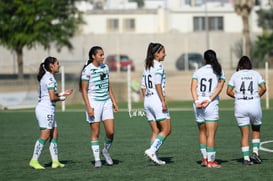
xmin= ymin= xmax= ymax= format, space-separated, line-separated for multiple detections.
xmin=210 ymin=79 xmax=225 ymax=100
xmin=109 ymin=84 xmax=118 ymax=112
xmin=141 ymin=88 xmax=146 ymax=97
xmin=81 ymin=81 xmax=94 ymax=117
xmin=191 ymin=79 xmax=201 ymax=108
xmin=202 ymin=79 xmax=225 ymax=108
xmin=155 ymin=84 xmax=167 ymax=111
xmin=226 ymin=85 xmax=235 ymax=98
xmin=49 ymin=89 xmax=66 ymax=102
xmin=258 ymin=83 xmax=266 ymax=97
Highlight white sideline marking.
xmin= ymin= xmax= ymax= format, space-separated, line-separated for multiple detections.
xmin=260 ymin=140 xmax=273 ymax=153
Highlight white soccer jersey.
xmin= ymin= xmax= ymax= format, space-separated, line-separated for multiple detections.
xmin=192 ymin=64 xmax=225 ymax=100
xmin=228 ymin=69 xmax=265 ymax=101
xmin=38 ymin=71 xmax=58 ymax=106
xmin=81 ymin=63 xmax=110 ymax=101
xmin=141 ymin=60 xmax=166 ymax=97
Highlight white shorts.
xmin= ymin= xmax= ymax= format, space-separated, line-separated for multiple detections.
xmin=234 ymin=99 xmax=262 ymax=127
xmin=193 ymin=99 xmax=219 ymax=124
xmin=35 ymin=103 xmax=57 ymax=129
xmin=144 ymin=96 xmax=170 ymax=122
xmin=85 ymin=98 xmax=114 ymax=123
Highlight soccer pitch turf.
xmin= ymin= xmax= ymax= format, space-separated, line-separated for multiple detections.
xmin=1 ymin=108 xmax=273 ymax=181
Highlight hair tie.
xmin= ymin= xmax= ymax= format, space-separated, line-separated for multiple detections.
xmin=85 ymin=59 xmax=91 ymax=65
xmin=41 ymin=57 xmax=47 ymax=63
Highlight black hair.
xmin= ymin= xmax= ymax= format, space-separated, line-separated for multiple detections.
xmin=37 ymin=56 xmax=57 ymax=82
xmin=236 ymin=56 xmax=252 ymax=71
xmin=79 ymin=46 xmax=103 ymax=91
xmin=145 ymin=42 xmax=164 ymax=70
xmin=204 ymin=49 xmax=222 ymax=77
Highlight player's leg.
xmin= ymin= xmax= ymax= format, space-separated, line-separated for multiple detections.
xmin=198 ymin=122 xmax=207 ymax=166
xmin=29 ymin=107 xmax=51 ymax=169
xmin=90 ymin=122 xmax=102 ymax=167
xmin=49 ymin=127 xmax=65 ymax=168
xmin=240 ymin=125 xmax=253 ymax=165
xmin=101 ymin=99 xmax=115 ymax=165
xmin=29 ymin=129 xmax=50 ymax=169
xmin=102 ymin=119 xmax=114 ymax=165
xmin=205 ymin=121 xmax=221 ymax=168
xmin=250 ymin=125 xmax=261 ymax=164
xmin=145 ymin=118 xmax=171 ymax=165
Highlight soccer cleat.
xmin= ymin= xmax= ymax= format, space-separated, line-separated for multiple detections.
xmin=51 ymin=160 xmax=65 ymax=168
xmin=207 ymin=161 xmax=221 ymax=168
xmin=157 ymin=159 xmax=166 ymax=165
xmin=201 ymin=158 xmax=208 ymax=167
xmin=144 ymin=149 xmax=165 ymax=165
xmin=243 ymin=159 xmax=253 ymax=166
xmin=94 ymin=160 xmax=102 ymax=168
xmin=29 ymin=159 xmax=45 ymax=169
xmin=250 ymin=153 xmax=262 ymax=164
xmin=102 ymin=148 xmax=113 ymax=165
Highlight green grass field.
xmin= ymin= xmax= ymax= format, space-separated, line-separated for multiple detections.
xmin=1 ymin=102 xmax=273 ymax=181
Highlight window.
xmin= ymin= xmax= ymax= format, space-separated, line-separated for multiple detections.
xmin=107 ymin=19 xmax=119 ymax=32
xmin=123 ymin=18 xmax=135 ymax=32
xmin=193 ymin=16 xmax=223 ymax=31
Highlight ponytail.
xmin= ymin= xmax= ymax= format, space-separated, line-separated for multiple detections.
xmin=145 ymin=42 xmax=164 ymax=70
xmin=204 ymin=49 xmax=222 ymax=77
xmin=37 ymin=56 xmax=56 ymax=81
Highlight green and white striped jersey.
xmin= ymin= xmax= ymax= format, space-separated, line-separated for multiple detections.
xmin=81 ymin=63 xmax=110 ymax=101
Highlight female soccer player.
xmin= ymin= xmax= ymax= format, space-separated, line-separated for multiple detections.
xmin=80 ymin=46 xmax=118 ymax=168
xmin=141 ymin=42 xmax=171 ymax=165
xmin=191 ymin=49 xmax=225 ymax=168
xmin=29 ymin=56 xmax=73 ymax=169
xmin=226 ymin=56 xmax=266 ymax=165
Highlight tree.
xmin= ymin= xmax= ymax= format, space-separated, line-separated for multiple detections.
xmin=256 ymin=8 xmax=273 ymax=32
xmin=0 ymin=0 xmax=83 ymax=79
xmin=253 ymin=8 xmax=273 ymax=67
xmin=234 ymin=0 xmax=254 ymax=58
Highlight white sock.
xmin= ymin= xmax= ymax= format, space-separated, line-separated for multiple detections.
xmin=200 ymin=144 xmax=207 ymax=159
xmin=150 ymin=138 xmax=163 ymax=153
xmin=252 ymin=139 xmax=260 ymax=155
xmin=242 ymin=146 xmax=250 ymax=161
xmin=49 ymin=139 xmax=59 ymax=161
xmin=91 ymin=141 xmax=100 ymax=161
xmin=31 ymin=138 xmax=45 ymax=160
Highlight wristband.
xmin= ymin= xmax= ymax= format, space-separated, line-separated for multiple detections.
xmin=58 ymin=92 xmax=65 ymax=96
xmin=59 ymin=96 xmax=66 ymax=101
xmin=194 ymin=100 xmax=200 ymax=104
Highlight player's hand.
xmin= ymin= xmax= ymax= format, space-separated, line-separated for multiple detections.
xmin=87 ymin=107 xmax=94 ymax=117
xmin=201 ymin=98 xmax=211 ymax=108
xmin=113 ymin=103 xmax=118 ymax=112
xmin=162 ymin=101 xmax=167 ymax=112
xmin=195 ymin=100 xmax=202 ymax=109
xmin=63 ymin=89 xmax=73 ymax=96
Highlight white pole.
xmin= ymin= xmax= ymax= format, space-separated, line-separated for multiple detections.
xmin=61 ymin=65 xmax=65 ymax=112
xmin=127 ymin=65 xmax=132 ymax=113
xmin=265 ymin=61 xmax=269 ymax=109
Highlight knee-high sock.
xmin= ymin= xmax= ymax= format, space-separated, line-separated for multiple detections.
xmin=49 ymin=138 xmax=59 ymax=161
xmin=31 ymin=138 xmax=46 ymax=160
xmin=91 ymin=141 xmax=100 ymax=161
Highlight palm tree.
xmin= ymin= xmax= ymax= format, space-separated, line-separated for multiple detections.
xmin=234 ymin=0 xmax=255 ymax=58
